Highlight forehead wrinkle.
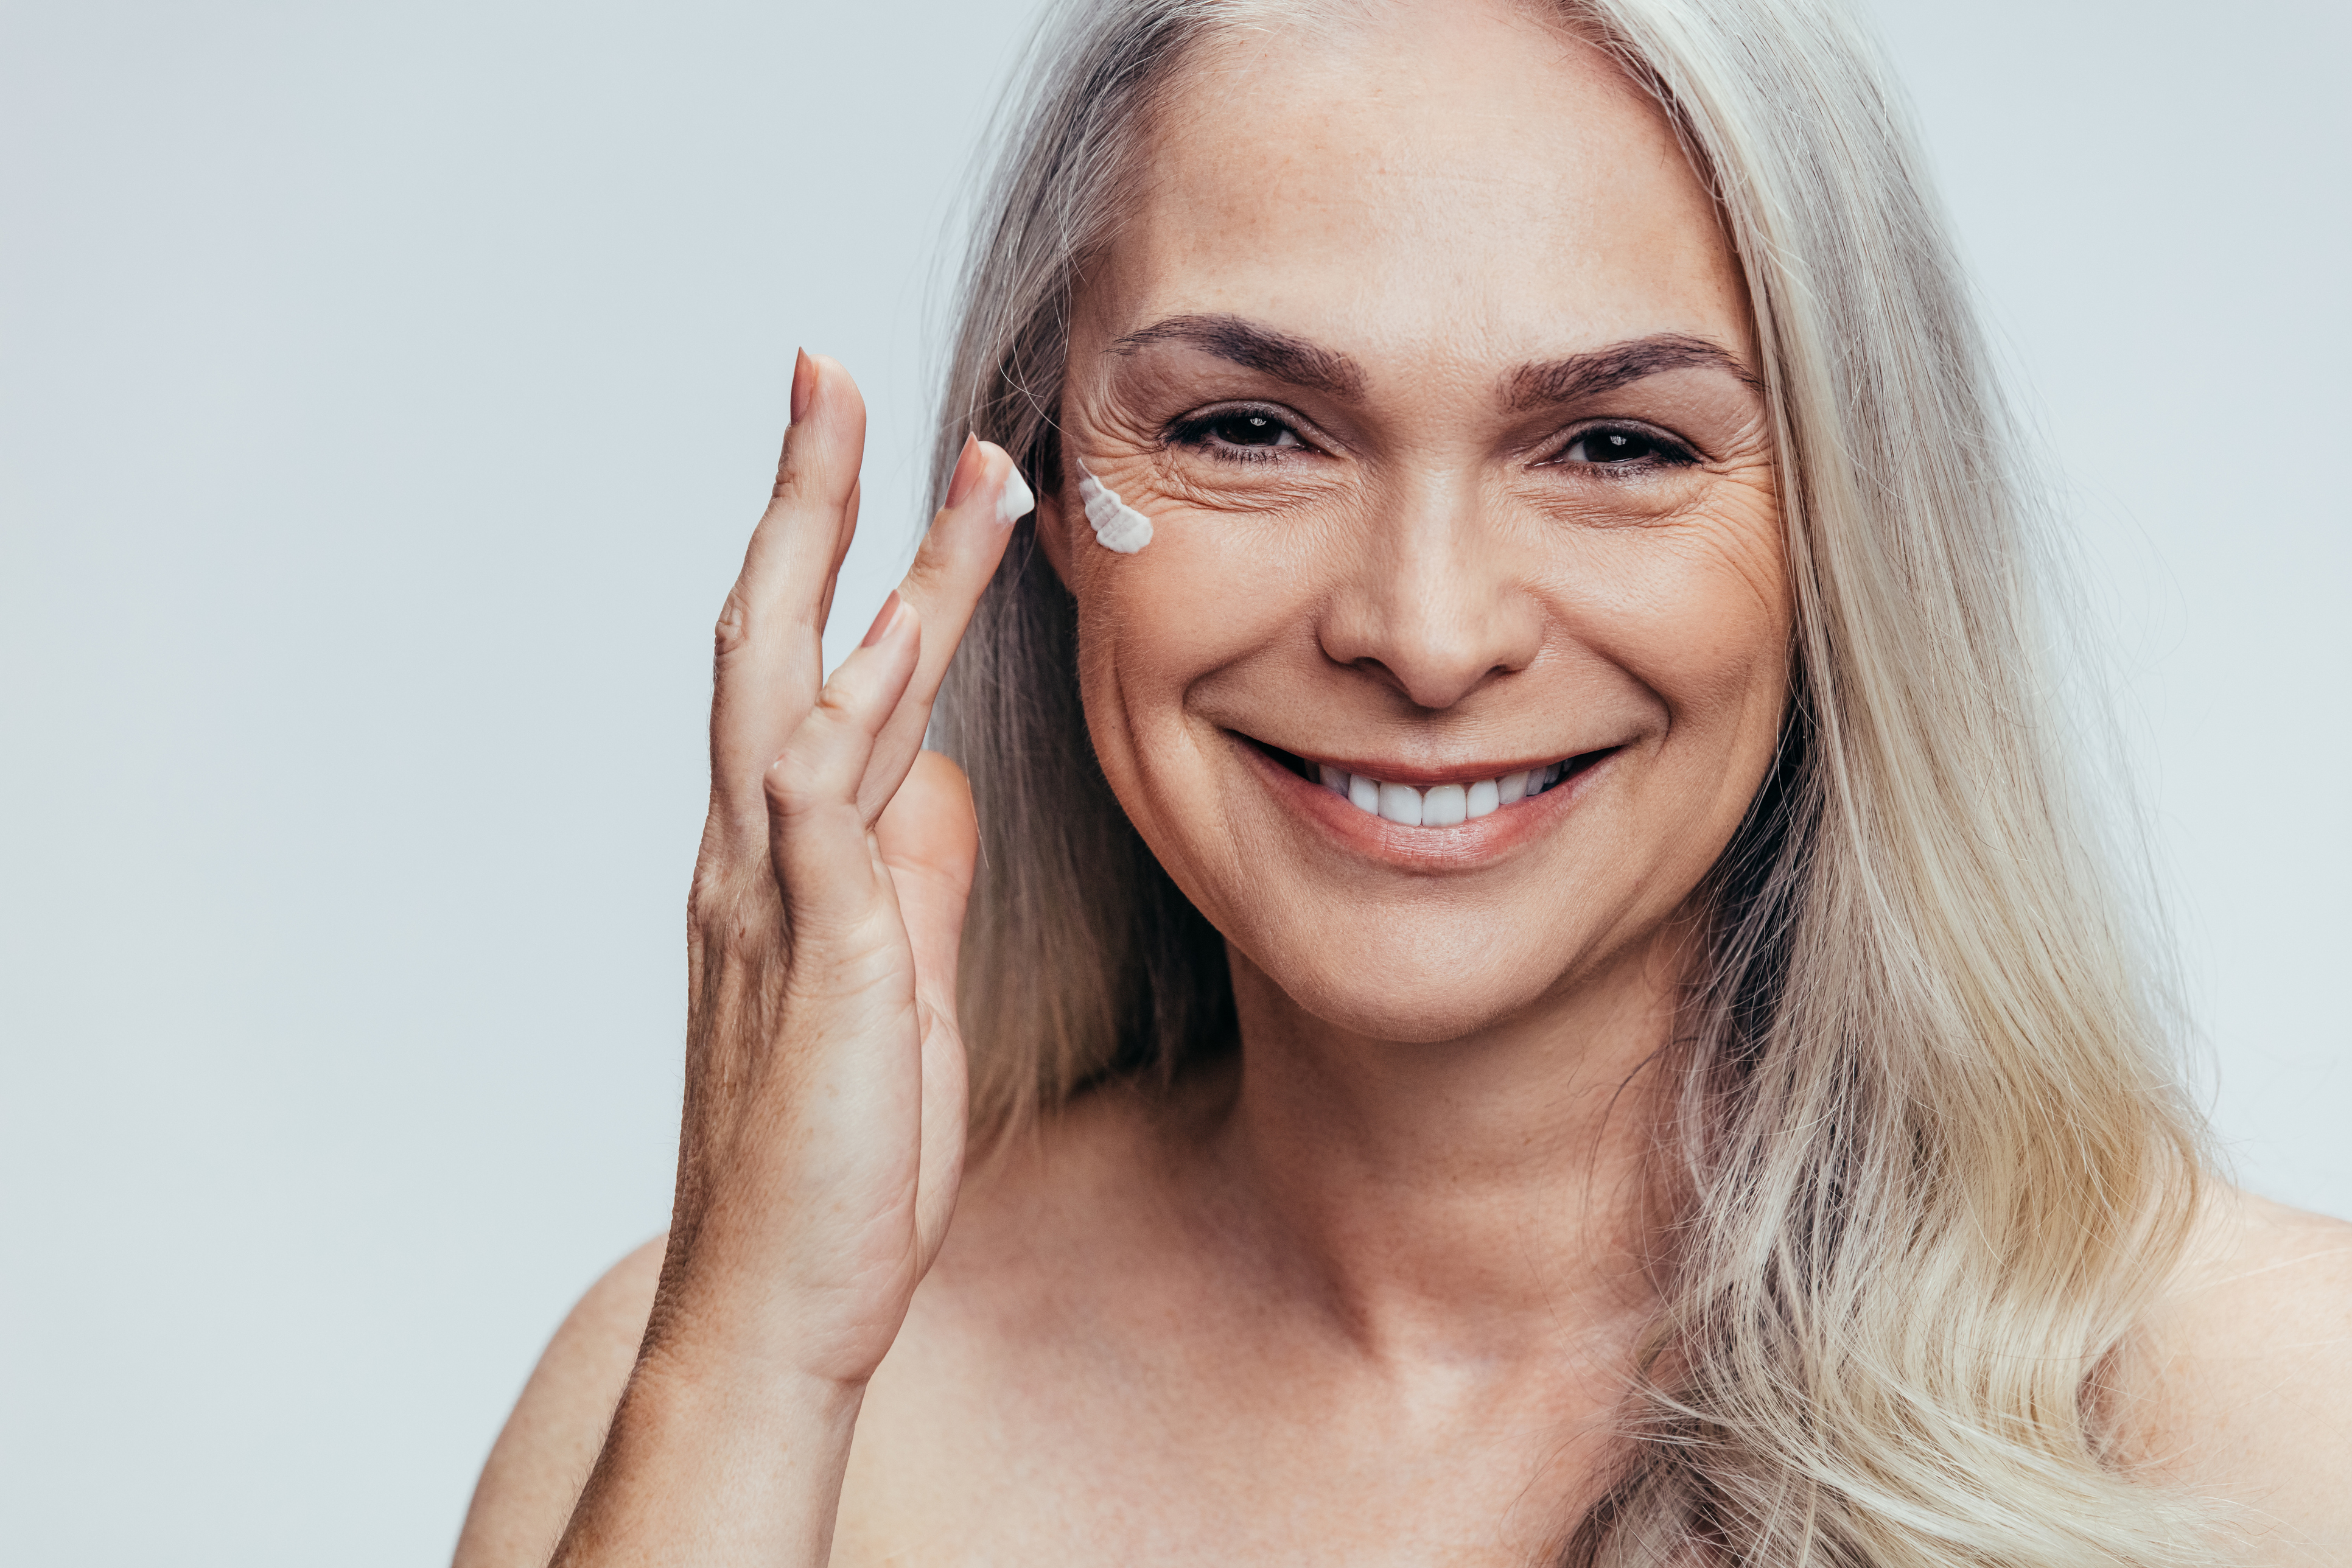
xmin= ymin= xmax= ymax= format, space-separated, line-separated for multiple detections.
xmin=1111 ymin=313 xmax=1368 ymax=401
xmin=1503 ymin=334 xmax=1761 ymax=411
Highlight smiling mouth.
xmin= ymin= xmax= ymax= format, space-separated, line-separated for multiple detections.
xmin=1258 ymin=742 xmax=1612 ymax=828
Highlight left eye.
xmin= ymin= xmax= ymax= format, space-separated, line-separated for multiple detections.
xmin=1558 ymin=427 xmax=1691 ymax=466
xmin=1179 ymin=410 xmax=1303 ymax=451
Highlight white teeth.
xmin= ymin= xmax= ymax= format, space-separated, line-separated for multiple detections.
xmin=1376 ymin=781 xmax=1424 ymax=827
xmin=1310 ymin=759 xmax=1573 ymax=828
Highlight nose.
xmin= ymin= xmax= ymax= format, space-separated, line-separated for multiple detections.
xmin=1315 ymin=474 xmax=1542 ymax=710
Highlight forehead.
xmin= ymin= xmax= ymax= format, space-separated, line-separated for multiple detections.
xmin=1094 ymin=1 xmax=1749 ymax=365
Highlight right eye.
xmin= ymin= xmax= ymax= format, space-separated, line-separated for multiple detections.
xmin=1169 ymin=407 xmax=1307 ymax=460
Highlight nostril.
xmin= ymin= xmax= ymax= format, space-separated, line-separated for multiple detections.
xmin=1343 ymin=654 xmax=1513 ymax=714
xmin=1318 ymin=573 xmax=1544 ymax=711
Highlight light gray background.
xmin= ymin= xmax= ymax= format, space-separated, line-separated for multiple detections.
xmin=1 ymin=1 xmax=2343 ymax=1561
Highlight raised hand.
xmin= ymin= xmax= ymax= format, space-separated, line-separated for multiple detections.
xmin=550 ymin=352 xmax=1031 ymax=1566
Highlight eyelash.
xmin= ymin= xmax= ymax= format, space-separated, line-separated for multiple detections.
xmin=1166 ymin=407 xmax=1702 ymax=472
xmin=1165 ymin=404 xmax=1309 ymax=464
xmin=1542 ymin=422 xmax=1701 ymax=471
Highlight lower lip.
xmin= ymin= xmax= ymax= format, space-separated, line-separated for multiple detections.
xmin=1233 ymin=737 xmax=1607 ymax=870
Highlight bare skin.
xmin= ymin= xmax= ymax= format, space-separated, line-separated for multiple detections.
xmin=455 ymin=4 xmax=2352 ymax=1564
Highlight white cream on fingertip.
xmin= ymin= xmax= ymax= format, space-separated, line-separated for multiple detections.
xmin=996 ymin=465 xmax=1035 ymax=527
xmin=1075 ymin=459 xmax=1152 ymax=553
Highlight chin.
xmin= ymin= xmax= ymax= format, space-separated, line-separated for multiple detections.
xmin=1245 ymin=936 xmax=1566 ymax=1046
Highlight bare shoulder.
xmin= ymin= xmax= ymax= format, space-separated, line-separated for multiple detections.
xmin=452 ymin=1236 xmax=666 ymax=1568
xmin=2129 ymin=1185 xmax=2352 ymax=1563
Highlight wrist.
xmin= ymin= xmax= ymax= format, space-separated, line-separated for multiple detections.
xmin=555 ymin=1343 xmax=865 ymax=1564
xmin=628 ymin=1321 xmax=875 ymax=1427
xmin=643 ymin=1242 xmax=914 ymax=1390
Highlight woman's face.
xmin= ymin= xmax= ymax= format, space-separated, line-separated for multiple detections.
xmin=1038 ymin=0 xmax=1787 ymax=1043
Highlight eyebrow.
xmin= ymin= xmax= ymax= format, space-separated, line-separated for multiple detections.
xmin=1503 ymin=333 xmax=1761 ymax=410
xmin=1108 ymin=313 xmax=1760 ymax=409
xmin=1109 ymin=313 xmax=1367 ymax=399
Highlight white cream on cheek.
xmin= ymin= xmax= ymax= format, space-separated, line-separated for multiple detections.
xmin=1075 ymin=459 xmax=1152 ymax=553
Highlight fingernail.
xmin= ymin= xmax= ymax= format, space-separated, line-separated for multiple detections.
xmin=859 ymin=590 xmax=903 ymax=648
xmin=996 ymin=463 xmax=1035 ymax=527
xmin=790 ymin=349 xmax=816 ymax=425
xmin=943 ymin=433 xmax=982 ymax=509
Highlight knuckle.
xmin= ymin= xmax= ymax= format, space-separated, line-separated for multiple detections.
xmin=769 ymin=452 xmax=834 ymax=507
xmin=685 ymin=857 xmax=743 ymax=922
xmin=770 ymin=460 xmax=813 ymax=505
xmin=687 ymin=836 xmax=767 ymax=908
xmin=713 ymin=581 xmax=822 ymax=668
xmin=713 ymin=589 xmax=752 ymax=656
xmin=761 ymin=746 xmax=834 ymax=817
xmin=686 ymin=864 xmax=783 ymax=959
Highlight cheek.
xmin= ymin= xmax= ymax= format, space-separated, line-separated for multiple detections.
xmin=1070 ymin=494 xmax=1318 ymax=746
xmin=1589 ymin=497 xmax=1791 ymax=757
xmin=1069 ymin=458 xmax=1326 ymax=668
xmin=1533 ymin=486 xmax=1787 ymax=728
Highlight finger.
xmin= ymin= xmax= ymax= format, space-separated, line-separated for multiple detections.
xmin=764 ymin=592 xmax=923 ymax=937
xmin=712 ymin=352 xmax=868 ymax=849
xmin=816 ymin=478 xmax=862 ymax=635
xmin=877 ymin=751 xmax=976 ymax=1255
xmin=853 ymin=436 xmax=1032 ymax=821
xmin=914 ymin=998 xmax=969 ymax=1257
xmin=874 ymin=751 xmax=979 ymax=1023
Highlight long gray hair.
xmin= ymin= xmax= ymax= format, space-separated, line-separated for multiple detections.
xmin=925 ymin=1 xmax=2220 ymax=1561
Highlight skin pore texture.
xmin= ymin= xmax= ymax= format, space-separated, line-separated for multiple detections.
xmin=453 ymin=4 xmax=2352 ymax=1566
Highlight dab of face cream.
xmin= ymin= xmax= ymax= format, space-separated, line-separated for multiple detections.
xmin=997 ymin=465 xmax=1035 ymax=527
xmin=1076 ymin=460 xmax=1152 ymax=554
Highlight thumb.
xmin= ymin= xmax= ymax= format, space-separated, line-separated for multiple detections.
xmin=873 ymin=750 xmax=979 ymax=1021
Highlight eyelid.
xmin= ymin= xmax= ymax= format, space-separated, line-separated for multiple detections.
xmin=1163 ymin=401 xmax=1329 ymax=458
xmin=1539 ymin=418 xmax=1703 ymax=468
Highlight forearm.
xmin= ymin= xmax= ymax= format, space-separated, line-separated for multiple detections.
xmin=551 ymin=1350 xmax=866 ymax=1568
xmin=519 ymin=359 xmax=999 ymax=1567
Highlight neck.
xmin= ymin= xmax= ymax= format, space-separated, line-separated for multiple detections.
xmin=1203 ymin=931 xmax=1686 ymax=1372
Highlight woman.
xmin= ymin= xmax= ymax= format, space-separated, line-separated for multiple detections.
xmin=457 ymin=0 xmax=2351 ymax=1562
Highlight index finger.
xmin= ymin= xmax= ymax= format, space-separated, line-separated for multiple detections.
xmin=853 ymin=435 xmax=1034 ymax=822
